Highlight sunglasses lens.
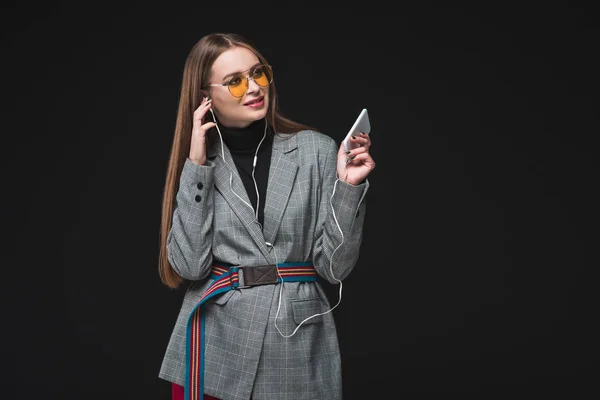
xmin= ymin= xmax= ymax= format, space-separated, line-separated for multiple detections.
xmin=252 ymin=65 xmax=271 ymax=87
xmin=228 ymin=78 xmax=247 ymax=97
xmin=226 ymin=65 xmax=273 ymax=97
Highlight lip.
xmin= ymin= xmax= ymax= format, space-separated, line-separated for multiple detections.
xmin=244 ymin=96 xmax=264 ymax=107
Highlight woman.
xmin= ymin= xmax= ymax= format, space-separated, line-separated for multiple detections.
xmin=158 ymin=32 xmax=375 ymax=400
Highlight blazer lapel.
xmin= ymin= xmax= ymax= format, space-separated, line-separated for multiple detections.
xmin=262 ymin=133 xmax=299 ymax=247
xmin=207 ymin=132 xmax=299 ymax=263
xmin=207 ymin=140 xmax=273 ymax=262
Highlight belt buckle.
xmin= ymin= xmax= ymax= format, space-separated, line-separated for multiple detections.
xmin=245 ymin=264 xmax=278 ymax=287
xmin=232 ymin=265 xmax=278 ymax=289
xmin=229 ymin=266 xmax=246 ymax=289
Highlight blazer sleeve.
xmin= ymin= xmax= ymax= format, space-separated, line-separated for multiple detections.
xmin=311 ymin=137 xmax=369 ymax=284
xmin=166 ymin=157 xmax=216 ymax=281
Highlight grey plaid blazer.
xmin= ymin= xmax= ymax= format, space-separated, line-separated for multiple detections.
xmin=159 ymin=129 xmax=369 ymax=400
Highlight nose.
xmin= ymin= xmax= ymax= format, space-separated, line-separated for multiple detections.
xmin=246 ymin=76 xmax=261 ymax=94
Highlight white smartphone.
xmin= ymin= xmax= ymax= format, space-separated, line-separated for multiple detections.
xmin=343 ymin=108 xmax=371 ymax=152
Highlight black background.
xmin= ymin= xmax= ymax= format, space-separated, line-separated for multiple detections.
xmin=2 ymin=2 xmax=599 ymax=399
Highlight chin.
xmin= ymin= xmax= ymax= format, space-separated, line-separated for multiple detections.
xmin=247 ymin=108 xmax=268 ymax=121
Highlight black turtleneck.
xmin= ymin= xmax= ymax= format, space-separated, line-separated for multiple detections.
xmin=219 ymin=118 xmax=273 ymax=229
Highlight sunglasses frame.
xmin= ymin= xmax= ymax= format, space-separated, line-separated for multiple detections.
xmin=204 ymin=64 xmax=273 ymax=98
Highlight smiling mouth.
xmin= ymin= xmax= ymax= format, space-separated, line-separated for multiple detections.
xmin=244 ymin=97 xmax=263 ymax=105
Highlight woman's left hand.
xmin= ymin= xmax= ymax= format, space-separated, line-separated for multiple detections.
xmin=336 ymin=132 xmax=375 ymax=185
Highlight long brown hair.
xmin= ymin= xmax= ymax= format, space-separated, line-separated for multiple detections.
xmin=159 ymin=32 xmax=315 ymax=289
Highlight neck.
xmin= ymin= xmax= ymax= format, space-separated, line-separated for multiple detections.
xmin=219 ymin=118 xmax=268 ymax=154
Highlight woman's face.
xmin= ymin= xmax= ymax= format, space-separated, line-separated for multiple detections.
xmin=207 ymin=46 xmax=270 ymax=128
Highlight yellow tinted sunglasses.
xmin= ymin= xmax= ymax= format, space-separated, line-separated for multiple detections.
xmin=205 ymin=64 xmax=273 ymax=98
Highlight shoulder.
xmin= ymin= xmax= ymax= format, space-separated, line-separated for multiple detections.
xmin=293 ymin=129 xmax=337 ymax=150
xmin=274 ymin=129 xmax=339 ymax=160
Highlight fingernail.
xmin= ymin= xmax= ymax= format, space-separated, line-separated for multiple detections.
xmin=351 ymin=136 xmax=356 ymax=139
xmin=345 ymin=151 xmax=350 ymax=154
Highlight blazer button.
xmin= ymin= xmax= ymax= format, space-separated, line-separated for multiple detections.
xmin=197 ymin=182 xmax=203 ymax=190
xmin=195 ymin=195 xmax=201 ymax=202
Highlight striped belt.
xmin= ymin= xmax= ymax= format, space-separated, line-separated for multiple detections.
xmin=184 ymin=262 xmax=317 ymax=400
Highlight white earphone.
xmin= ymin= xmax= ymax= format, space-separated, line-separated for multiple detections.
xmin=208 ymin=98 xmax=266 ymax=222
xmin=274 ymin=177 xmax=367 ymax=338
xmin=207 ymin=97 xmax=365 ymax=338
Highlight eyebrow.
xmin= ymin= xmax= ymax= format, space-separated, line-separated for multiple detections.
xmin=221 ymin=63 xmax=262 ymax=81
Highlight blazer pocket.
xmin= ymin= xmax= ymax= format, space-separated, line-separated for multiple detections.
xmin=291 ymin=298 xmax=323 ymax=325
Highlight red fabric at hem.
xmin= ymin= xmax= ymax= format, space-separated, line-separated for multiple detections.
xmin=172 ymin=383 xmax=221 ymax=400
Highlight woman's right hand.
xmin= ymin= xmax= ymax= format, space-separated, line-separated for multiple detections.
xmin=189 ymin=97 xmax=217 ymax=166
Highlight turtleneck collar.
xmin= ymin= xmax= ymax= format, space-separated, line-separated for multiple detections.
xmin=219 ymin=118 xmax=269 ymax=154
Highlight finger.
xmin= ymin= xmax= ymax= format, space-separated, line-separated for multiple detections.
xmin=348 ymin=133 xmax=371 ymax=148
xmin=199 ymin=97 xmax=212 ymax=111
xmin=201 ymin=121 xmax=217 ymax=131
xmin=346 ymin=152 xmax=373 ymax=166
xmin=359 ymin=132 xmax=371 ymax=145
xmin=194 ymin=96 xmax=210 ymax=111
xmin=345 ymin=144 xmax=370 ymax=158
xmin=193 ymin=98 xmax=213 ymax=122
